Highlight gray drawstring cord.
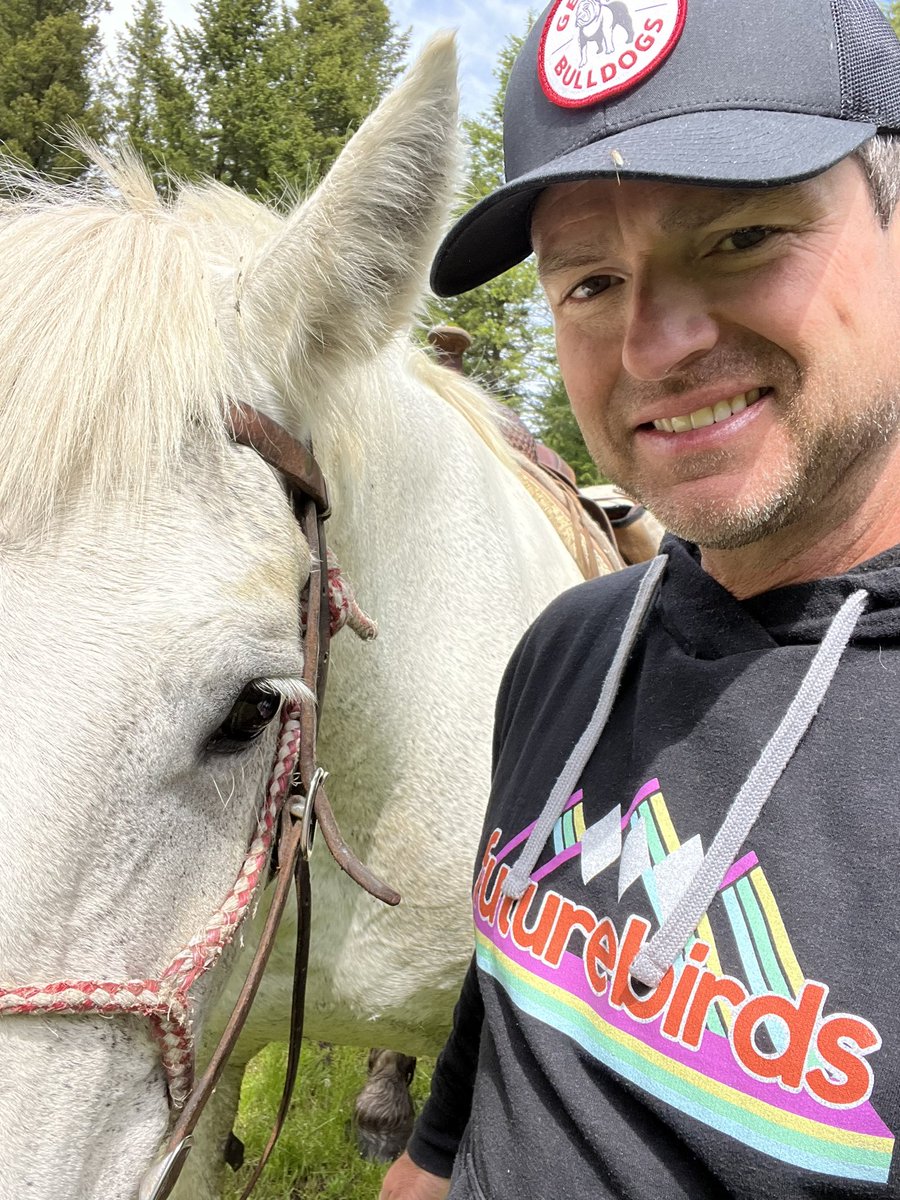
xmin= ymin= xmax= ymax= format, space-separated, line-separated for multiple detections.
xmin=502 ymin=555 xmax=668 ymax=901
xmin=630 ymin=587 xmax=868 ymax=989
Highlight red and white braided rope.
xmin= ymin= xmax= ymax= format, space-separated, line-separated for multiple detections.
xmin=0 ymin=705 xmax=302 ymax=1107
xmin=300 ymin=551 xmax=378 ymax=642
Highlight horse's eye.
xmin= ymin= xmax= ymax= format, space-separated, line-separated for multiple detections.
xmin=206 ymin=682 xmax=282 ymax=755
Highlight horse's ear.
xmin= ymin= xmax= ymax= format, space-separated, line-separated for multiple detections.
xmin=244 ymin=33 xmax=460 ymax=378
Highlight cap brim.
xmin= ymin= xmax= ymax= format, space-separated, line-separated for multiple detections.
xmin=431 ymin=109 xmax=876 ymax=296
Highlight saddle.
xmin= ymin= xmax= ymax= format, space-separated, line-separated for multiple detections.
xmin=425 ymin=325 xmax=663 ymax=579
xmin=493 ymin=404 xmax=662 ymax=578
xmin=581 ymin=483 xmax=666 ymax=568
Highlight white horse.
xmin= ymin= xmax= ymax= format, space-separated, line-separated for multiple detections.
xmin=0 ymin=36 xmax=597 ymax=1200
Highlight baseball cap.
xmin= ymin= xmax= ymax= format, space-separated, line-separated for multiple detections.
xmin=431 ymin=0 xmax=900 ymax=297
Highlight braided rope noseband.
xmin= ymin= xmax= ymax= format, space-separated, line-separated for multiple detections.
xmin=0 ymin=557 xmax=375 ymax=1109
xmin=0 ymin=706 xmax=302 ymax=1106
xmin=301 ymin=550 xmax=378 ymax=644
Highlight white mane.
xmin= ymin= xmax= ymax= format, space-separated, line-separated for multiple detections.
xmin=0 ymin=136 xmax=514 ymax=534
xmin=0 ymin=151 xmax=247 ymax=531
xmin=409 ymin=349 xmax=516 ymax=469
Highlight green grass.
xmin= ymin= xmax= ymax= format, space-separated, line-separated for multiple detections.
xmin=224 ymin=1043 xmax=434 ymax=1200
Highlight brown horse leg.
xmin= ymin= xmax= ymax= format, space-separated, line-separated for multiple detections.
xmin=353 ymin=1048 xmax=417 ymax=1162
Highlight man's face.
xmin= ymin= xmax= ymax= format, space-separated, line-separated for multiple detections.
xmin=533 ymin=159 xmax=900 ymax=549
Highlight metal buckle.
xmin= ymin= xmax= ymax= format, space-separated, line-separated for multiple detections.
xmin=289 ymin=766 xmax=328 ymax=859
xmin=138 ymin=1136 xmax=193 ymax=1200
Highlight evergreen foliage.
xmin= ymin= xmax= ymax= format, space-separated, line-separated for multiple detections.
xmin=278 ymin=0 xmax=409 ymax=186
xmin=115 ymin=0 xmax=206 ymax=183
xmin=0 ymin=0 xmax=107 ymax=177
xmin=178 ymin=0 xmax=287 ymax=193
xmin=429 ymin=36 xmax=539 ymax=409
xmin=165 ymin=0 xmax=407 ymax=196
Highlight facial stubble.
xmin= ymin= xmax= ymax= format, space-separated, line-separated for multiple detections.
xmin=593 ymin=373 xmax=900 ymax=552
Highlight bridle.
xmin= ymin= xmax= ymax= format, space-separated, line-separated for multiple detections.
xmin=0 ymin=401 xmax=400 ymax=1200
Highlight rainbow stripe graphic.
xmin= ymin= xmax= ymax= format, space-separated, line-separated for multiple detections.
xmin=553 ymin=797 xmax=586 ymax=855
xmin=480 ymin=778 xmax=895 ymax=1183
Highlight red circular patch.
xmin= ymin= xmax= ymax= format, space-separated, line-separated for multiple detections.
xmin=539 ymin=0 xmax=687 ymax=109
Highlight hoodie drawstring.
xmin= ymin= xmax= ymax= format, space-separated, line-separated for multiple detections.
xmin=631 ymin=586 xmax=868 ymax=987
xmin=500 ymin=554 xmax=868 ymax=994
xmin=502 ymin=555 xmax=668 ymax=902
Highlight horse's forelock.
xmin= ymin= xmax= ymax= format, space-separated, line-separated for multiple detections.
xmin=0 ymin=149 xmax=248 ymax=530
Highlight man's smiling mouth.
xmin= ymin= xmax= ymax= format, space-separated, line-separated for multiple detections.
xmin=649 ymin=388 xmax=772 ymax=433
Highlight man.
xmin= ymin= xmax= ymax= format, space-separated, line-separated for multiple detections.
xmin=382 ymin=0 xmax=900 ymax=1195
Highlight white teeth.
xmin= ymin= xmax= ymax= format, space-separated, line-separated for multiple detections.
xmin=652 ymin=389 xmax=765 ymax=433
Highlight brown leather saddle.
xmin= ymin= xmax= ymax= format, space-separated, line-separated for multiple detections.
xmin=426 ymin=325 xmax=663 ymax=579
xmin=492 ymin=403 xmax=662 ymax=578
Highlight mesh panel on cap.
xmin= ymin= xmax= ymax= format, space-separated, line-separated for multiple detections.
xmin=831 ymin=0 xmax=900 ymax=125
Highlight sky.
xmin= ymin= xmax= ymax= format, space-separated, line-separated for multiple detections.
xmin=99 ymin=0 xmax=533 ymax=117
xmin=389 ymin=0 xmax=528 ymax=114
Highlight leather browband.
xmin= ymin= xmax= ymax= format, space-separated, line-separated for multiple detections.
xmin=227 ymin=402 xmax=331 ymax=517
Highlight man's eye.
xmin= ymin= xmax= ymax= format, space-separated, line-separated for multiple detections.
xmin=568 ymin=275 xmax=616 ymax=301
xmin=716 ymin=227 xmax=778 ymax=253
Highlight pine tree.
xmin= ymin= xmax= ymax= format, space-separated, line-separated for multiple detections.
xmin=430 ymin=35 xmax=538 ymax=408
xmin=114 ymin=0 xmax=207 ymax=183
xmin=0 ymin=0 xmax=107 ymax=177
xmin=269 ymin=0 xmax=409 ymax=187
xmin=179 ymin=0 xmax=286 ymax=194
xmin=175 ymin=0 xmax=407 ymax=198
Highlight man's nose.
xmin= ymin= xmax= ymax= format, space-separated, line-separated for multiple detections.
xmin=621 ymin=271 xmax=719 ymax=381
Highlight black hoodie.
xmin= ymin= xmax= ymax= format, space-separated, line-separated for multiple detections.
xmin=408 ymin=536 xmax=900 ymax=1199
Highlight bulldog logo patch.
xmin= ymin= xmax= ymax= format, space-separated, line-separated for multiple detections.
xmin=539 ymin=0 xmax=687 ymax=109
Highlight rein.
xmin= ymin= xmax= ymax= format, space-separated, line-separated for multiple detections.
xmin=0 ymin=402 xmax=400 ymax=1200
